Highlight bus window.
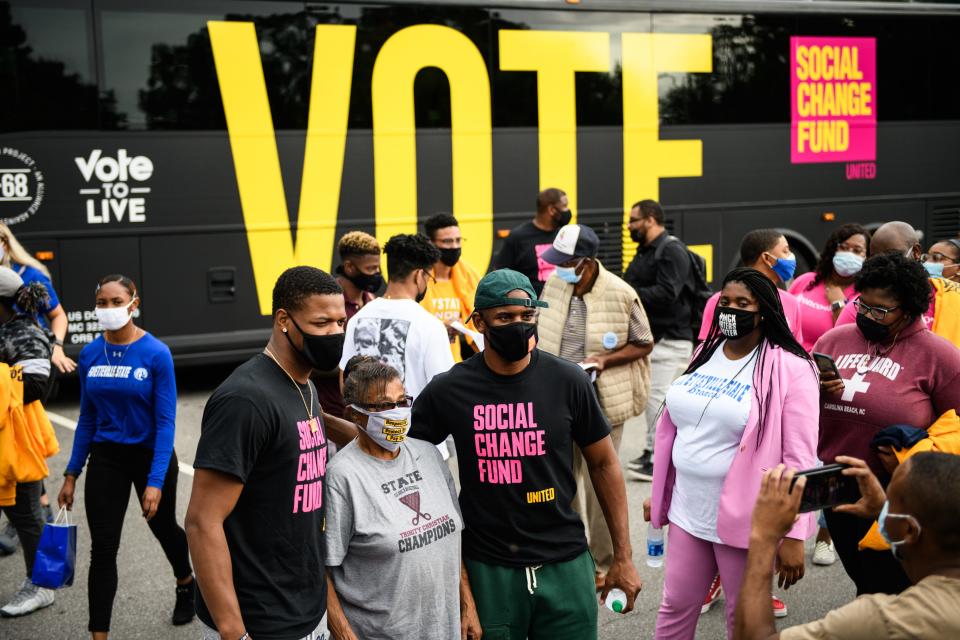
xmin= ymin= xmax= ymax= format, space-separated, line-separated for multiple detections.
xmin=795 ymin=14 xmax=960 ymax=122
xmin=0 ymin=0 xmax=98 ymax=131
xmin=655 ymin=13 xmax=798 ymax=126
xmin=97 ymin=0 xmax=308 ymax=130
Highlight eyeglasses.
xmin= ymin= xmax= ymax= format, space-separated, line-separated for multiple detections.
xmin=921 ymin=252 xmax=957 ymax=265
xmin=355 ymin=395 xmax=414 ymax=413
xmin=853 ymin=298 xmax=900 ymax=321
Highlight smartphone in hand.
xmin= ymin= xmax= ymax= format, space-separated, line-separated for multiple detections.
xmin=790 ymin=463 xmax=861 ymax=513
xmin=812 ymin=352 xmax=841 ymax=379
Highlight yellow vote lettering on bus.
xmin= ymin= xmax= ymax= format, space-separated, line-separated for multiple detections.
xmin=208 ymin=21 xmax=711 ymax=315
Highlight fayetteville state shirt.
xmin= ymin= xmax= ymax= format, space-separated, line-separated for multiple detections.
xmin=813 ymin=320 xmax=960 ymax=479
xmin=410 ymin=349 xmax=611 ymax=567
xmin=193 ymin=354 xmax=328 ymax=640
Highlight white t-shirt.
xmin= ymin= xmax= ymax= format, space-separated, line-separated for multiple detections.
xmin=666 ymin=344 xmax=757 ymax=543
xmin=339 ymin=298 xmax=455 ymax=398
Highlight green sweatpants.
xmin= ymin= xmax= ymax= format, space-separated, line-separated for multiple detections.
xmin=465 ymin=550 xmax=597 ymax=640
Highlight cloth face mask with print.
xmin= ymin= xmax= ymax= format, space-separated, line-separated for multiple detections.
xmin=352 ymin=405 xmax=412 ymax=452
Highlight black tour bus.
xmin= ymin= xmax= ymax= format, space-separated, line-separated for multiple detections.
xmin=1 ymin=0 xmax=958 ymax=364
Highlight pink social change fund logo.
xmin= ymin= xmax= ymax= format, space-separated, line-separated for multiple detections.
xmin=790 ymin=37 xmax=877 ymax=164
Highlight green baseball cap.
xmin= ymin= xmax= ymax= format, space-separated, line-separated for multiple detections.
xmin=473 ymin=269 xmax=549 ymax=311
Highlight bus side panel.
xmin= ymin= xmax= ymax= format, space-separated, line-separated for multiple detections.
xmin=139 ymin=231 xmax=270 ymax=359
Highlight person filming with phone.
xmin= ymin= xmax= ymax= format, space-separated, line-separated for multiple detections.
xmin=735 ymin=454 xmax=960 ymax=640
xmin=813 ymin=253 xmax=960 ymax=596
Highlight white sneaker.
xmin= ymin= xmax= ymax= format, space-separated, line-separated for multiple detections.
xmin=812 ymin=541 xmax=837 ymax=566
xmin=0 ymin=578 xmax=55 ymax=617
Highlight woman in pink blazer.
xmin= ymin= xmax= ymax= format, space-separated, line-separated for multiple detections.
xmin=647 ymin=268 xmax=819 ymax=639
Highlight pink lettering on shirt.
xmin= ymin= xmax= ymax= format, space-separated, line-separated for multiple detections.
xmin=472 ymin=402 xmax=546 ymax=484
xmin=293 ymin=416 xmax=326 ymax=514
xmin=535 ymin=244 xmax=557 ymax=283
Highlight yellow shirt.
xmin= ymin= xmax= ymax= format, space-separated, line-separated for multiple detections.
xmin=421 ymin=278 xmax=464 ymax=361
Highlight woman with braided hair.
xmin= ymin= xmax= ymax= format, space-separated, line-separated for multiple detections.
xmin=645 ymin=268 xmax=820 ymax=639
xmin=0 ymin=266 xmax=58 ymax=617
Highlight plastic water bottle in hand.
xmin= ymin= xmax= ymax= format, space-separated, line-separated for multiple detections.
xmin=647 ymin=523 xmax=664 ymax=568
xmin=604 ymin=588 xmax=627 ymax=614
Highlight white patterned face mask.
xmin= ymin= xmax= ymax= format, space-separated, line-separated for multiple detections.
xmin=351 ymin=405 xmax=412 ymax=452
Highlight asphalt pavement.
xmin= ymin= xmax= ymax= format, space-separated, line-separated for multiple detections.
xmin=0 ymin=365 xmax=855 ymax=640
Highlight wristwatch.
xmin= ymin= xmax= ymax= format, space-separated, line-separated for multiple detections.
xmin=830 ymin=300 xmax=846 ymax=312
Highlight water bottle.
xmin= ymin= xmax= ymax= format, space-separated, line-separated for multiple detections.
xmin=604 ymin=588 xmax=627 ymax=614
xmin=646 ymin=523 xmax=664 ymax=568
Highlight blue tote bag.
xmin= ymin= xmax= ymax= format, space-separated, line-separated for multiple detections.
xmin=31 ymin=506 xmax=77 ymax=589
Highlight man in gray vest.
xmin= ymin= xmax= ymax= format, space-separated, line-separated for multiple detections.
xmin=539 ymin=223 xmax=654 ymax=588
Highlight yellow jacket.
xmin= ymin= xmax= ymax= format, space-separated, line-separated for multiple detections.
xmin=859 ymin=410 xmax=960 ymax=551
xmin=0 ymin=363 xmax=58 ymax=506
xmin=931 ymin=277 xmax=960 ymax=347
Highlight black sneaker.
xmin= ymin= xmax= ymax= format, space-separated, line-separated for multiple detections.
xmin=627 ymin=451 xmax=651 ymax=472
xmin=172 ymin=579 xmax=195 ymax=626
xmin=628 ymin=460 xmax=654 ymax=482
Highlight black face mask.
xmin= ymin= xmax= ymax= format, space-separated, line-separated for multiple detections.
xmin=716 ymin=306 xmax=758 ymax=340
xmin=856 ymin=312 xmax=892 ymax=343
xmin=285 ymin=315 xmax=345 ymax=371
xmin=630 ymin=228 xmax=643 ymax=244
xmin=338 ymin=265 xmax=383 ymax=294
xmin=485 ymin=321 xmax=538 ymax=362
xmin=553 ymin=209 xmax=572 ymax=228
xmin=439 ymin=247 xmax=461 ymax=267
xmin=414 ymin=271 xmax=428 ymax=304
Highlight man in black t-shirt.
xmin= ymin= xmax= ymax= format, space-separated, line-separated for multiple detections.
xmin=492 ymin=187 xmax=571 ymax=295
xmin=410 ymin=269 xmax=641 ymax=639
xmin=186 ymin=267 xmax=347 ymax=640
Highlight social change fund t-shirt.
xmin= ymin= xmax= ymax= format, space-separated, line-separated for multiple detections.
xmin=410 ymin=349 xmax=611 ymax=567
xmin=666 ymin=345 xmax=757 ymax=543
xmin=194 ymin=354 xmax=328 ymax=640
xmin=325 ymin=438 xmax=462 ymax=640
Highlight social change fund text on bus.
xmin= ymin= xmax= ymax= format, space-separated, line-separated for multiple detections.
xmin=1 ymin=0 xmax=958 ymax=364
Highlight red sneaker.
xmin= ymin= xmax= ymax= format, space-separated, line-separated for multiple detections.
xmin=700 ymin=575 xmax=723 ymax=614
xmin=772 ymin=595 xmax=788 ymax=618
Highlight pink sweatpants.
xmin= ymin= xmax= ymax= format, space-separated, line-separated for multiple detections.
xmin=654 ymin=523 xmax=749 ymax=640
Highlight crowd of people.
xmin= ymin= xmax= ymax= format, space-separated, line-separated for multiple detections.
xmin=0 ymin=194 xmax=958 ymax=640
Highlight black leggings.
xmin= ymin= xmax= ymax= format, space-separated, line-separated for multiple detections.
xmin=823 ymin=508 xmax=911 ymax=596
xmin=0 ymin=480 xmax=43 ymax=578
xmin=84 ymin=442 xmax=192 ymax=632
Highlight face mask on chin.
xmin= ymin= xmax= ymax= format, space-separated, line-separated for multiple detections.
xmin=284 ymin=315 xmax=345 ymax=371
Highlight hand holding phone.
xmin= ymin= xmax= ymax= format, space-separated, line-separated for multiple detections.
xmin=813 ymin=352 xmax=845 ymax=396
xmin=789 ymin=463 xmax=861 ymax=513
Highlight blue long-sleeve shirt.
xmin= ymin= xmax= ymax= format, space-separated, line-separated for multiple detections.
xmin=66 ymin=333 xmax=177 ymax=489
